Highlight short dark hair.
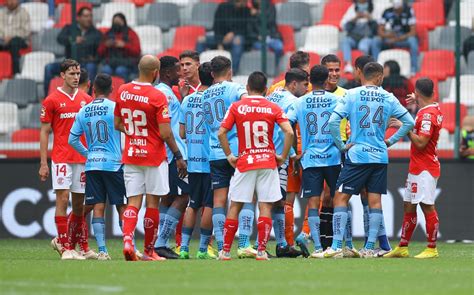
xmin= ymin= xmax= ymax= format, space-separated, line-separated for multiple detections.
xmin=77 ymin=7 xmax=92 ymax=17
xmin=383 ymin=60 xmax=401 ymax=76
xmin=199 ymin=62 xmax=213 ymax=87
xmin=211 ymin=56 xmax=232 ymax=76
xmin=159 ymin=55 xmax=179 ymax=73
xmin=179 ymin=50 xmax=200 ymax=62
xmin=79 ymin=68 xmax=89 ymax=85
xmin=321 ymin=54 xmax=341 ymax=66
xmin=247 ymin=71 xmax=267 ymax=94
xmin=285 ymin=68 xmax=308 ymax=84
xmin=415 ymin=77 xmax=434 ymax=97
xmin=355 ymin=55 xmax=375 ymax=71
xmin=289 ymin=51 xmax=310 ymax=69
xmin=363 ymin=62 xmax=384 ymax=81
xmin=94 ymin=73 xmax=112 ymax=95
xmin=60 ymin=59 xmax=80 ymax=73
xmin=310 ymin=65 xmax=329 ymax=87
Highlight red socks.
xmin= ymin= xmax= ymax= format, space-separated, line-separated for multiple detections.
xmin=399 ymin=212 xmax=417 ymax=247
xmin=284 ymin=202 xmax=295 ymax=246
xmin=122 ymin=206 xmax=139 ymax=245
xmin=55 ymin=216 xmax=70 ymax=250
xmin=223 ymin=219 xmax=238 ymax=252
xmin=425 ymin=211 xmax=439 ymax=248
xmin=79 ymin=217 xmax=90 ymax=252
xmin=175 ymin=213 xmax=185 ymax=247
xmin=68 ymin=213 xmax=83 ymax=250
xmin=144 ymin=208 xmax=159 ymax=252
xmin=257 ymin=217 xmax=272 ymax=252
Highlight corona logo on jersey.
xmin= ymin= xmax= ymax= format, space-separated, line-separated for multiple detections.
xmin=237 ymin=105 xmax=273 ymax=116
xmin=120 ymin=90 xmax=149 ymax=103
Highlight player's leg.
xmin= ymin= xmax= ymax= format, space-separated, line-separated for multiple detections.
xmin=219 ymin=201 xmax=243 ymax=260
xmin=301 ymin=167 xmax=324 ymax=257
xmin=360 ymin=189 xmax=370 ymax=243
xmin=237 ymin=200 xmax=256 ymax=258
xmin=319 ymin=184 xmax=333 ymax=249
xmin=92 ymin=203 xmax=108 ymax=258
xmin=256 ymin=201 xmax=273 ymax=261
xmin=179 ymin=173 xmax=200 ymax=259
xmin=85 ymin=170 xmax=106 ymax=258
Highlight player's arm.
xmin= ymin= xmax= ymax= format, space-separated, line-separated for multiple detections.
xmin=39 ymin=122 xmax=52 ymax=181
xmin=68 ymin=115 xmax=88 ymax=157
xmin=114 ymin=116 xmax=126 ymax=133
xmin=159 ymin=122 xmax=187 ymax=178
xmin=278 ymin=121 xmax=294 ymax=165
xmin=386 ymin=100 xmax=415 ymax=147
xmin=407 ymin=131 xmax=431 ymax=151
xmin=179 ymin=123 xmax=186 ymax=139
xmin=218 ymin=126 xmax=237 ymax=168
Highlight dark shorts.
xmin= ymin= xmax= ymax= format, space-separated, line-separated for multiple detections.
xmin=210 ymin=159 xmax=235 ymax=190
xmin=169 ymin=159 xmax=190 ymax=196
xmin=302 ymin=165 xmax=341 ymax=198
xmin=277 ymin=160 xmax=289 ymax=201
xmin=85 ymin=170 xmax=126 ymax=205
xmin=188 ymin=173 xmax=213 ymax=209
xmin=336 ymin=163 xmax=388 ymax=195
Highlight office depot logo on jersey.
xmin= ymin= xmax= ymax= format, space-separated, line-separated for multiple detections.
xmin=237 ymin=105 xmax=273 ymax=115
xmin=120 ymin=91 xmax=149 ymax=103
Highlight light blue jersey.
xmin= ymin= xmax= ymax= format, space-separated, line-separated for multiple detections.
xmin=156 ymin=82 xmax=187 ymax=162
xmin=202 ymin=81 xmax=246 ymax=161
xmin=267 ymin=89 xmax=296 ymax=156
xmin=69 ymin=98 xmax=122 ymax=172
xmin=330 ymin=85 xmax=413 ymax=164
xmin=287 ymin=90 xmax=341 ymax=169
xmin=180 ymin=91 xmax=210 ymax=173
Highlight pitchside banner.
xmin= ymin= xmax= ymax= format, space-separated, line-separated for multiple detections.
xmin=0 ymin=160 xmax=473 ymax=240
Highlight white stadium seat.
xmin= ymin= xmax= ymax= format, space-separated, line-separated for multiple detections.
xmin=135 ymin=25 xmax=163 ymax=55
xmin=199 ymin=50 xmax=232 ymax=64
xmin=21 ymin=2 xmax=49 ymax=33
xmin=377 ymin=49 xmax=411 ymax=77
xmin=17 ymin=52 xmax=55 ymax=82
xmin=446 ymin=75 xmax=474 ymax=106
xmin=231 ymin=75 xmax=248 ymax=87
xmin=301 ymin=25 xmax=339 ymax=55
xmin=0 ymin=102 xmax=19 ymax=134
xmin=100 ymin=2 xmax=137 ymax=28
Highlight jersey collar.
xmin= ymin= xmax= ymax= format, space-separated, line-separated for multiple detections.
xmin=57 ymin=87 xmax=79 ymax=101
xmin=418 ymin=103 xmax=439 ymax=112
xmin=246 ymin=95 xmax=266 ymax=100
xmin=189 ymin=82 xmax=201 ymax=93
xmin=132 ymin=81 xmax=152 ymax=86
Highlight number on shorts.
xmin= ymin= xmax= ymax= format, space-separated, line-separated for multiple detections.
xmin=56 ymin=164 xmax=66 ymax=176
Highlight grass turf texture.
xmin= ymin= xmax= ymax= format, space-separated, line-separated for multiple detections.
xmin=0 ymin=239 xmax=472 ymax=294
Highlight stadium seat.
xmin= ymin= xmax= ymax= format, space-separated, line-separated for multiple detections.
xmin=277 ymin=25 xmax=296 ymax=53
xmin=135 ymin=25 xmax=163 ymax=55
xmin=21 ymin=2 xmax=49 ymax=33
xmin=337 ymin=50 xmax=363 ymax=67
xmin=232 ymin=75 xmax=249 ymax=86
xmin=199 ymin=50 xmax=231 ymax=63
xmin=159 ymin=0 xmax=193 ymax=6
xmin=130 ymin=0 xmax=154 ymax=7
xmin=301 ymin=25 xmax=339 ymax=55
xmin=419 ymin=50 xmax=455 ymax=81
xmin=11 ymin=128 xmax=40 ymax=143
xmin=190 ymin=2 xmax=218 ymax=31
xmin=416 ymin=24 xmax=429 ymax=52
xmin=319 ymin=0 xmax=352 ymax=29
xmin=238 ymin=51 xmax=276 ymax=77
xmin=429 ymin=26 xmax=471 ymax=51
xmin=377 ymin=49 xmax=411 ymax=77
xmin=0 ymin=102 xmax=19 ymax=134
xmin=459 ymin=1 xmax=474 ymax=29
xmin=16 ymin=52 xmax=55 ymax=82
xmin=308 ymin=52 xmax=321 ymax=68
xmin=276 ymin=2 xmax=312 ymax=31
xmin=468 ymin=52 xmax=474 ymax=75
xmin=55 ymin=2 xmax=93 ymax=28
xmin=439 ymin=102 xmax=467 ymax=133
xmin=167 ymin=26 xmax=205 ymax=53
xmin=20 ymin=103 xmax=42 ymax=129
xmin=39 ymin=28 xmax=65 ymax=57
xmin=0 ymin=52 xmax=13 ymax=81
xmin=146 ymin=3 xmax=180 ymax=31
xmin=447 ymin=75 xmax=474 ymax=107
xmin=412 ymin=0 xmax=445 ymax=30
xmin=100 ymin=2 xmax=137 ymax=28
xmin=2 ymin=79 xmax=38 ymax=108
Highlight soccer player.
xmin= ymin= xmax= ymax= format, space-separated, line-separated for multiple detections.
xmin=79 ymin=68 xmax=91 ymax=94
xmin=218 ymin=71 xmax=294 ymax=261
xmin=153 ymin=56 xmax=189 ymax=259
xmin=178 ymin=62 xmax=215 ymax=259
xmin=287 ymin=65 xmax=345 ymax=258
xmin=384 ymin=78 xmax=442 ymax=259
xmin=324 ymin=62 xmax=414 ymax=258
xmin=39 ymin=59 xmax=94 ymax=260
xmin=201 ymin=56 xmax=248 ymax=255
xmin=69 ymin=74 xmax=126 ymax=260
xmin=267 ymin=68 xmax=308 ymax=257
xmin=114 ymin=55 xmax=186 ymax=261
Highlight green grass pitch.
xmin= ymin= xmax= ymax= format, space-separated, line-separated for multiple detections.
xmin=0 ymin=239 xmax=472 ymax=294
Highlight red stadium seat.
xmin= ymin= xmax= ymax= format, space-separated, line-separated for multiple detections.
xmin=439 ymin=102 xmax=467 ymax=134
xmin=416 ymin=24 xmax=429 ymax=52
xmin=308 ymin=52 xmax=321 ymax=68
xmin=277 ymin=25 xmax=296 ymax=53
xmin=319 ymin=0 xmax=352 ymax=29
xmin=131 ymin=0 xmax=153 ymax=7
xmin=419 ymin=50 xmax=455 ymax=81
xmin=11 ymin=128 xmax=40 ymax=143
xmin=0 ymin=52 xmax=13 ymax=80
xmin=48 ymin=77 xmax=63 ymax=95
xmin=413 ymin=0 xmax=445 ymax=30
xmin=55 ymin=2 xmax=93 ymax=28
xmin=159 ymin=26 xmax=206 ymax=58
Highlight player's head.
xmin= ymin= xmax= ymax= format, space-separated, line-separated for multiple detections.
xmin=414 ymin=77 xmax=434 ymax=103
xmin=285 ymin=68 xmax=309 ymax=97
xmin=138 ymin=54 xmax=160 ymax=83
xmin=289 ymin=51 xmax=311 ymax=74
xmin=198 ymin=62 xmax=213 ymax=88
xmin=321 ymin=54 xmax=341 ymax=90
xmin=159 ymin=56 xmax=181 ymax=86
xmin=247 ymin=71 xmax=267 ymax=96
xmin=60 ymin=59 xmax=81 ymax=89
xmin=77 ymin=7 xmax=93 ymax=29
xmin=362 ymin=62 xmax=384 ymax=86
xmin=78 ymin=68 xmax=90 ymax=93
xmin=211 ymin=56 xmax=232 ymax=81
xmin=93 ymin=73 xmax=113 ymax=98
xmin=179 ymin=50 xmax=200 ymax=81
xmin=354 ymin=55 xmax=375 ymax=82
xmin=383 ymin=60 xmax=401 ymax=77
xmin=310 ymin=65 xmax=329 ymax=89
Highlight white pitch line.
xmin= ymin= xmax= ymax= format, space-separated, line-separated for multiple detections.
xmin=1 ymin=281 xmax=124 ymax=293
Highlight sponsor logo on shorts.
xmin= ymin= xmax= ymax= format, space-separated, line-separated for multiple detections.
xmin=344 ymin=186 xmax=354 ymax=191
xmin=80 ymin=172 xmax=86 ymax=183
xmin=57 ymin=177 xmax=64 ymax=185
xmin=411 ymin=182 xmax=418 ymax=193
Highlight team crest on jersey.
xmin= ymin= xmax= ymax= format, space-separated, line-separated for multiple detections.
xmin=60 ymin=103 xmax=66 ymax=108
xmin=40 ymin=106 xmax=46 ymax=118
xmin=421 ymin=120 xmax=431 ymax=132
xmin=80 ymin=101 xmax=86 ymax=107
xmin=162 ymin=106 xmax=169 ymax=118
xmin=423 ymin=113 xmax=432 ymax=120
xmin=437 ymin=115 xmax=443 ymax=124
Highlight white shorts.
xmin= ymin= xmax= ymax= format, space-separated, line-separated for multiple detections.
xmin=404 ymin=171 xmax=438 ymax=205
xmin=228 ymin=168 xmax=281 ymax=203
xmin=124 ymin=162 xmax=169 ymax=197
xmin=51 ymin=161 xmax=85 ymax=193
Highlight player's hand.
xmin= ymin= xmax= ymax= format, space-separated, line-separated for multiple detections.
xmin=406 ymin=93 xmax=416 ymax=106
xmin=223 ymin=32 xmax=235 ymax=44
xmin=39 ymin=163 xmax=49 ymax=182
xmin=179 ymin=80 xmax=190 ymax=98
xmin=276 ymin=155 xmax=285 ymax=167
xmin=227 ymin=155 xmax=238 ymax=168
xmin=115 ymin=40 xmax=126 ymax=48
xmin=176 ymin=158 xmax=188 ymax=178
xmin=389 ymin=118 xmax=402 ymax=129
xmin=343 ymin=143 xmax=354 ymax=152
xmin=292 ymin=155 xmax=302 ymax=176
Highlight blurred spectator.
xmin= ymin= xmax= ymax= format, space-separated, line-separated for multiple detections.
xmin=460 ymin=116 xmax=474 ymax=160
xmin=342 ymin=54 xmax=375 ymax=89
xmin=248 ymin=0 xmax=283 ymax=63
xmin=98 ymin=13 xmax=141 ymax=82
xmin=0 ymin=0 xmax=31 ymax=74
xmin=45 ymin=0 xmax=55 ymax=28
xmin=463 ymin=27 xmax=474 ymax=61
xmin=340 ymin=0 xmax=377 ymax=73
xmin=382 ymin=60 xmax=415 ymax=114
xmin=196 ymin=0 xmax=252 ymax=73
xmin=44 ymin=7 xmax=101 ymax=95
xmin=371 ymin=0 xmax=419 ymax=74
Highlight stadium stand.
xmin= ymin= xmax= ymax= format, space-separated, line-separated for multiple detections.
xmin=54 ymin=2 xmax=93 ymax=28
xmin=418 ymin=50 xmax=455 ymax=81
xmin=276 ymin=2 xmax=312 ymax=31
xmin=0 ymin=52 xmax=13 ymax=81
xmin=21 ymin=2 xmax=49 ymax=33
xmin=0 ymin=102 xmax=19 ymax=134
xmin=319 ymin=0 xmax=352 ymax=29
xmin=135 ymin=25 xmax=163 ymax=55
xmin=190 ymin=2 xmax=218 ymax=30
xmin=145 ymin=3 xmax=180 ymax=31
xmin=301 ymin=24 xmax=339 ymax=55
xmin=377 ymin=49 xmax=411 ymax=77
xmin=200 ymin=49 xmax=232 ymax=63
xmin=239 ymin=51 xmax=277 ymax=77
xmin=16 ymin=52 xmax=55 ymax=82
xmin=99 ymin=2 xmax=137 ymax=28
xmin=2 ymin=78 xmax=38 ymax=108
xmin=439 ymin=102 xmax=467 ymax=134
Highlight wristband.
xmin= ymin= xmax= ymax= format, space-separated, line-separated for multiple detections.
xmin=174 ymin=150 xmax=183 ymax=161
xmin=226 ymin=153 xmax=235 ymax=161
